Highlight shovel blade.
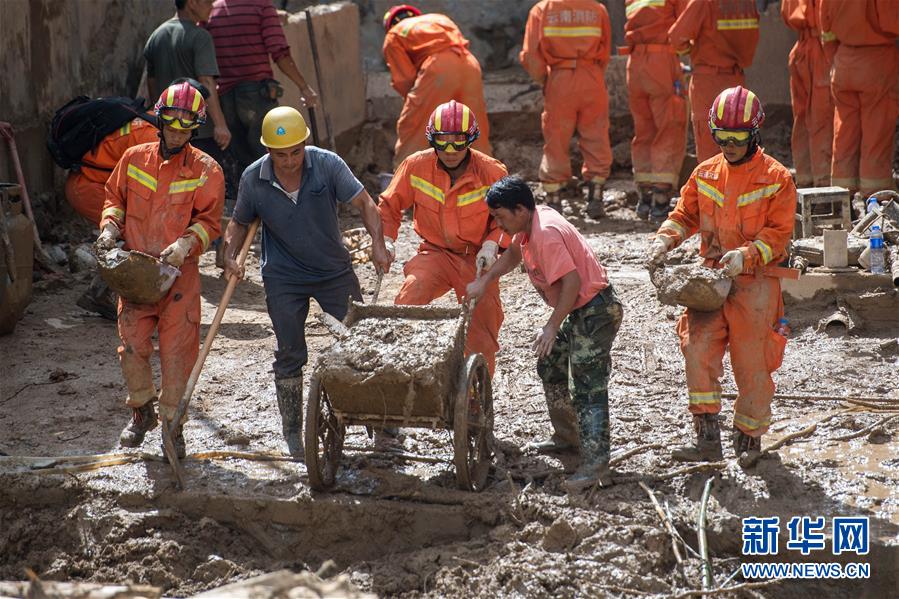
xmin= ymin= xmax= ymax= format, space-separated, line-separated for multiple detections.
xmin=162 ymin=422 xmax=185 ymax=488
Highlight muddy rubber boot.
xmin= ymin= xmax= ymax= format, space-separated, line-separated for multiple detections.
xmin=733 ymin=427 xmax=762 ymax=456
xmin=119 ymin=400 xmax=159 ymax=448
xmin=562 ymin=404 xmax=612 ymax=493
xmin=636 ymin=187 xmax=653 ymax=220
xmin=671 ymin=414 xmax=723 ymax=462
xmin=649 ymin=187 xmax=672 ymax=223
xmin=160 ymin=421 xmax=187 ymax=459
xmin=544 ymin=191 xmax=563 ymax=212
xmin=527 ymin=383 xmax=579 ymax=454
xmin=275 ymin=376 xmax=303 ymax=458
xmin=76 ymin=274 xmax=118 ymax=321
xmin=585 ymin=184 xmax=606 ymax=219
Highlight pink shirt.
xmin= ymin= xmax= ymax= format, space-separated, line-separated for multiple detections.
xmin=516 ymin=206 xmax=609 ymax=309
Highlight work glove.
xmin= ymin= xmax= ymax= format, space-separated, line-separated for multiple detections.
xmin=719 ymin=249 xmax=744 ymax=277
xmin=648 ymin=236 xmax=673 ymax=265
xmin=95 ymin=222 xmax=120 ymax=252
xmin=384 ymin=237 xmax=396 ymax=262
xmin=160 ymin=236 xmax=195 ymax=268
xmin=476 ymin=240 xmax=499 ymax=272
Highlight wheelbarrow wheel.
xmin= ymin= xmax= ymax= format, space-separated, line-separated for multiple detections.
xmin=453 ymin=353 xmax=494 ymax=491
xmin=304 ymin=374 xmax=344 ymax=491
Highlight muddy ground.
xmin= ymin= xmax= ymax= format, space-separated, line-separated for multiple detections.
xmin=1 ymin=180 xmax=898 ymax=598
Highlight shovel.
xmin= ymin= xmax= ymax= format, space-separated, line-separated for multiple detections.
xmin=162 ymin=219 xmax=260 ymax=487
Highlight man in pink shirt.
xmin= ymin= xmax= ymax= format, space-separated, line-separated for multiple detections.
xmin=467 ymin=176 xmax=623 ymax=491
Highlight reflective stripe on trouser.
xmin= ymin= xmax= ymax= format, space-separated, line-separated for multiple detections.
xmin=64 ymin=173 xmax=105 ymax=225
xmin=394 ymin=49 xmax=492 ymax=167
xmin=788 ymin=38 xmax=834 ymax=187
xmin=264 ymin=270 xmax=363 ymax=379
xmin=540 ymin=64 xmax=612 ymax=185
xmin=394 ymin=247 xmax=503 ymax=375
xmin=830 ymin=44 xmax=899 ymax=195
xmin=627 ymin=51 xmax=687 ymax=188
xmin=536 ymin=288 xmax=623 ymax=463
xmin=117 ymin=262 xmax=201 ymax=420
xmin=689 ymin=70 xmax=745 ymax=163
xmin=676 ymin=275 xmax=786 ymax=437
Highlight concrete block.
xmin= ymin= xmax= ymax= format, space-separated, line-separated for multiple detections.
xmin=797 ymin=186 xmax=852 ymax=238
xmin=823 ymin=229 xmax=849 ymax=268
xmin=279 ymin=3 xmax=365 ymax=149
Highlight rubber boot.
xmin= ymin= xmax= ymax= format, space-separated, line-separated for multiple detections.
xmin=562 ymin=402 xmax=612 ymax=493
xmin=275 ymin=376 xmax=303 ymax=458
xmin=585 ymin=183 xmax=606 ymax=219
xmin=733 ymin=427 xmax=762 ymax=456
xmin=77 ymin=274 xmax=118 ymax=321
xmin=649 ymin=187 xmax=672 ymax=223
xmin=160 ymin=420 xmax=186 ymax=459
xmin=119 ymin=400 xmax=159 ymax=448
xmin=636 ymin=187 xmax=653 ymax=220
xmin=671 ymin=414 xmax=723 ymax=462
xmin=527 ymin=383 xmax=579 ymax=454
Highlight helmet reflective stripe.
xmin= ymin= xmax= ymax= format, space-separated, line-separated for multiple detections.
xmin=716 ymin=88 xmax=730 ymax=121
xmin=166 ymin=85 xmax=177 ymax=108
xmin=460 ymin=105 xmax=470 ymax=133
xmin=434 ymin=107 xmax=442 ymax=132
xmin=742 ymin=90 xmax=756 ymax=123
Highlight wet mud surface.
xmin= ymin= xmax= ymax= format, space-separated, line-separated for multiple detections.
xmin=1 ymin=183 xmax=898 ymax=597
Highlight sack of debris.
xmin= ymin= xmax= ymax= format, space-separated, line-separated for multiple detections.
xmin=97 ymin=249 xmax=180 ymax=305
xmin=650 ymin=262 xmax=732 ymax=312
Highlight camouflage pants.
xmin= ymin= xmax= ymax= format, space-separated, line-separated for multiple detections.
xmin=537 ymin=286 xmax=623 ymax=464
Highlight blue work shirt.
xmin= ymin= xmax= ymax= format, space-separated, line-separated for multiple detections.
xmin=233 ymin=146 xmax=364 ymax=283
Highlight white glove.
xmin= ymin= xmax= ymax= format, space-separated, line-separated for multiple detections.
xmin=719 ymin=249 xmax=744 ymax=277
xmin=476 ymin=240 xmax=499 ymax=272
xmin=384 ymin=237 xmax=396 ymax=262
xmin=160 ymin=236 xmax=195 ymax=267
xmin=648 ymin=236 xmax=673 ymax=264
xmin=95 ymin=222 xmax=120 ymax=252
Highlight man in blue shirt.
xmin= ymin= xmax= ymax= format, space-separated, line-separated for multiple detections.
xmin=224 ymin=107 xmax=391 ymax=457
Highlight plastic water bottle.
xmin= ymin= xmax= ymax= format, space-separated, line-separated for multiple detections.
xmin=866 ymin=197 xmax=879 ymax=215
xmin=774 ymin=318 xmax=790 ymax=338
xmin=869 ymin=226 xmax=885 ymax=274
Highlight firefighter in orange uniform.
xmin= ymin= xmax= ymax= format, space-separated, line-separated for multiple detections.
xmin=781 ymin=0 xmax=837 ymax=188
xmin=379 ymin=101 xmax=507 ymax=375
xmin=65 ymin=117 xmax=159 ymax=319
xmin=669 ymin=0 xmax=760 ymax=163
xmin=96 ymin=81 xmax=224 ymax=457
xmin=649 ymin=87 xmax=795 ymax=461
xmin=382 ymin=4 xmax=492 ymax=166
xmin=520 ymin=0 xmax=612 ymax=219
xmin=623 ymin=0 xmax=689 ymax=222
xmin=820 ymin=0 xmax=899 ymax=195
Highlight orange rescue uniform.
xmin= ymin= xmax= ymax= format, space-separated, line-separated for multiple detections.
xmin=669 ymin=0 xmax=759 ymax=162
xmin=656 ymin=149 xmax=795 ymax=436
xmin=65 ymin=118 xmax=158 ymax=224
xmin=782 ymin=0 xmax=836 ymax=187
xmin=623 ymin=0 xmax=688 ymax=188
xmin=101 ymin=142 xmax=224 ymax=420
xmin=520 ymin=0 xmax=612 ymax=190
xmin=383 ymin=13 xmax=492 ymax=166
xmin=820 ymin=0 xmax=899 ymax=194
xmin=379 ymin=149 xmax=507 ymax=374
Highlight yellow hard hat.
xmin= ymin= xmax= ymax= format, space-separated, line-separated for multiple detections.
xmin=260 ymin=106 xmax=310 ymax=149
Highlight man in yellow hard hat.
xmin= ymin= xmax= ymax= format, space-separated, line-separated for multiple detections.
xmin=222 ymin=106 xmax=391 ymax=457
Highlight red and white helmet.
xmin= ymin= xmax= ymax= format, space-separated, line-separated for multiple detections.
xmin=383 ymin=4 xmax=421 ymax=32
xmin=425 ymin=100 xmax=480 ymax=147
xmin=154 ymin=81 xmax=207 ymax=130
xmin=708 ymin=86 xmax=764 ymax=132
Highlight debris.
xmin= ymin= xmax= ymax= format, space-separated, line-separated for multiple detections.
xmin=697 ymin=477 xmax=714 ymax=590
xmin=650 ymin=262 xmax=732 ymax=312
xmin=97 ymin=249 xmax=180 ymax=304
xmin=542 ymin=517 xmax=579 ymax=553
xmin=68 ymin=243 xmax=97 ymax=272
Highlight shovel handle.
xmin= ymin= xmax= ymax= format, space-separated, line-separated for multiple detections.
xmin=371 ymin=265 xmax=384 ymax=304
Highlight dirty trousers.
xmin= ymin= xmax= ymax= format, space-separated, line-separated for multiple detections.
xmin=117 ymin=262 xmax=201 ymax=420
xmin=265 ymin=270 xmax=362 ymax=379
xmin=788 ymin=37 xmax=834 ymax=187
xmin=394 ymin=246 xmax=503 ymax=375
xmin=536 ymin=286 xmax=623 ymax=463
xmin=627 ymin=49 xmax=688 ymax=188
xmin=829 ymin=44 xmax=899 ymax=194
xmin=65 ymin=173 xmax=105 ymax=225
xmin=689 ymin=70 xmax=745 ymax=163
xmin=540 ymin=64 xmax=612 ymax=186
xmin=394 ymin=49 xmax=492 ymax=166
xmin=676 ymin=275 xmax=786 ymax=436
